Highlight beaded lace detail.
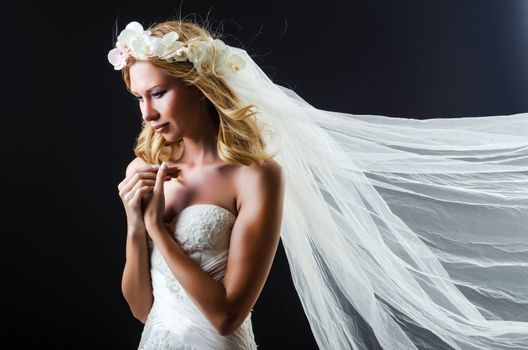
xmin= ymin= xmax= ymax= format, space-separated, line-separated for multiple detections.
xmin=171 ymin=204 xmax=236 ymax=253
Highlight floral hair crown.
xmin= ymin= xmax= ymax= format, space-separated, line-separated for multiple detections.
xmin=107 ymin=21 xmax=246 ymax=75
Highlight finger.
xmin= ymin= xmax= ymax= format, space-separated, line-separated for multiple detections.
xmin=124 ymin=180 xmax=154 ymax=203
xmin=153 ymin=161 xmax=168 ymax=194
xmin=133 ymin=179 xmax=156 ymax=191
xmin=138 ymin=166 xmax=162 ymax=177
xmin=146 ymin=164 xmax=160 ymax=170
xmin=120 ymin=172 xmax=156 ymax=196
xmin=120 ymin=177 xmax=156 ymax=198
xmin=132 ymin=185 xmax=154 ymax=204
xmin=122 ymin=165 xmax=158 ymax=186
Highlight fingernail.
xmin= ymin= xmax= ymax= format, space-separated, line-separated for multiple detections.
xmin=161 ymin=162 xmax=168 ymax=169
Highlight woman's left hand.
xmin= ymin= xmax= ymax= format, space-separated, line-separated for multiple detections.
xmin=143 ymin=162 xmax=179 ymax=232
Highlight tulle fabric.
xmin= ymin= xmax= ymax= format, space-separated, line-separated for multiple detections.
xmin=223 ymin=47 xmax=528 ymax=349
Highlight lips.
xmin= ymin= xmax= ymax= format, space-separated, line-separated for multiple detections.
xmin=152 ymin=122 xmax=169 ymax=131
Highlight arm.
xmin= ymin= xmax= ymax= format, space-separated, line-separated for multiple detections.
xmin=122 ymin=226 xmax=152 ymax=323
xmin=145 ymin=160 xmax=285 ymax=336
xmin=119 ymin=157 xmax=155 ymax=323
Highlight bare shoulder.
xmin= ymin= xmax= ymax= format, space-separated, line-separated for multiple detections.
xmin=234 ymin=159 xmax=284 ymax=209
xmin=125 ymin=156 xmax=148 ymax=177
xmin=235 ymin=158 xmax=283 ymax=186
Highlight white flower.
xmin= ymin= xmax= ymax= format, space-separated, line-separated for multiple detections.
xmin=115 ymin=21 xmax=147 ymax=51
xmin=161 ymin=31 xmax=180 ymax=45
xmin=226 ymin=53 xmax=246 ymax=72
xmin=107 ymin=48 xmax=129 ymax=70
xmin=166 ymin=46 xmax=189 ymax=62
xmin=212 ymin=39 xmax=229 ymax=57
xmin=146 ymin=36 xmax=164 ymax=56
xmin=209 ymin=39 xmax=229 ymax=72
xmin=186 ymin=40 xmax=215 ymax=74
xmin=186 ymin=41 xmax=210 ymax=63
xmin=125 ymin=21 xmax=146 ymax=34
xmin=152 ymin=32 xmax=186 ymax=61
xmin=115 ymin=29 xmax=137 ymax=51
xmin=114 ymin=21 xmax=154 ymax=60
xmin=108 ymin=21 xmax=246 ymax=74
xmin=211 ymin=39 xmax=246 ymax=75
xmin=128 ymin=34 xmax=151 ymax=59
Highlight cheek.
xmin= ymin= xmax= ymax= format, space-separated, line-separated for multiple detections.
xmin=165 ymin=100 xmax=183 ymax=119
xmin=155 ymin=97 xmax=176 ymax=115
xmin=163 ymin=92 xmax=182 ymax=111
xmin=166 ymin=96 xmax=194 ymax=116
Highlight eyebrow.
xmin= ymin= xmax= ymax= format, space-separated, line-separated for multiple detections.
xmin=131 ymin=84 xmax=164 ymax=96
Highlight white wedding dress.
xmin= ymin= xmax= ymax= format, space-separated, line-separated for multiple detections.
xmin=138 ymin=204 xmax=258 ymax=350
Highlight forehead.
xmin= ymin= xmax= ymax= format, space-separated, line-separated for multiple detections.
xmin=129 ymin=61 xmax=172 ymax=93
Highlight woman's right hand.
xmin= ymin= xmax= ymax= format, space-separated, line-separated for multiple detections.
xmin=117 ymin=164 xmax=171 ymax=231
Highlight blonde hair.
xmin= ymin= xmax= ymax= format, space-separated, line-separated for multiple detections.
xmin=120 ymin=19 xmax=276 ymax=166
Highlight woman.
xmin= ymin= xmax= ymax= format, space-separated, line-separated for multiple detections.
xmin=114 ymin=20 xmax=284 ymax=349
xmin=111 ymin=18 xmax=528 ymax=350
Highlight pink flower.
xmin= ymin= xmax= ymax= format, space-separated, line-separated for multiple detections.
xmin=107 ymin=48 xmax=129 ymax=70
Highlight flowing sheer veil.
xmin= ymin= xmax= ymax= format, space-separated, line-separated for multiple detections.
xmin=224 ymin=46 xmax=528 ymax=350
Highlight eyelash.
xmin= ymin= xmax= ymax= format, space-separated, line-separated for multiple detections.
xmin=135 ymin=90 xmax=166 ymax=102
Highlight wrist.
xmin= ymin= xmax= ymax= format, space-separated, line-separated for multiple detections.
xmin=126 ymin=213 xmax=145 ymax=230
xmin=127 ymin=231 xmax=150 ymax=248
xmin=127 ymin=220 xmax=147 ymax=233
xmin=127 ymin=227 xmax=146 ymax=238
xmin=144 ymin=215 xmax=162 ymax=230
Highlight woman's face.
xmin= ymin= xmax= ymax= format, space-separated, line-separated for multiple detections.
xmin=129 ymin=61 xmax=205 ymax=142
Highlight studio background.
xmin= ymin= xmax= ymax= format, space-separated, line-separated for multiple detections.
xmin=3 ymin=1 xmax=528 ymax=349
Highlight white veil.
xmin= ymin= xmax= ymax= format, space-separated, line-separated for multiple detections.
xmin=224 ymin=46 xmax=528 ymax=350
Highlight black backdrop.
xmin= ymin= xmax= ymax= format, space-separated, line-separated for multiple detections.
xmin=3 ymin=1 xmax=528 ymax=349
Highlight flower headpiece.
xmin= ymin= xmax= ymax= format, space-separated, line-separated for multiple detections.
xmin=107 ymin=21 xmax=246 ymax=75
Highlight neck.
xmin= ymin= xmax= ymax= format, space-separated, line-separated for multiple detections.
xmin=179 ymin=103 xmax=221 ymax=167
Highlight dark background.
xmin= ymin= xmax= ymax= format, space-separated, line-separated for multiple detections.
xmin=3 ymin=1 xmax=528 ymax=349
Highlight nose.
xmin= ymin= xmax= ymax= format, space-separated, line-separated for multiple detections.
xmin=141 ymin=99 xmax=159 ymax=122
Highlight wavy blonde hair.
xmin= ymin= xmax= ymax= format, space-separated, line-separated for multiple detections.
xmin=120 ymin=19 xmax=276 ymax=166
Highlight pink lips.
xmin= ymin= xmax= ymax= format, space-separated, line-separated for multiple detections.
xmin=153 ymin=123 xmax=169 ymax=133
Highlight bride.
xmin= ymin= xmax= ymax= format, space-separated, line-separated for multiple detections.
xmin=111 ymin=18 xmax=528 ymax=350
xmin=114 ymin=20 xmax=284 ymax=349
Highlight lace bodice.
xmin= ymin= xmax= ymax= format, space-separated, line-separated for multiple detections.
xmin=139 ymin=204 xmax=257 ymax=350
xmin=168 ymin=204 xmax=236 ymax=253
xmin=149 ymin=204 xmax=236 ymax=294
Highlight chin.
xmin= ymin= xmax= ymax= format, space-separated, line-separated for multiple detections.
xmin=163 ymin=133 xmax=180 ymax=143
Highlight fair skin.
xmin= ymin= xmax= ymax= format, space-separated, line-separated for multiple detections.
xmin=117 ymin=61 xmax=285 ymax=336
